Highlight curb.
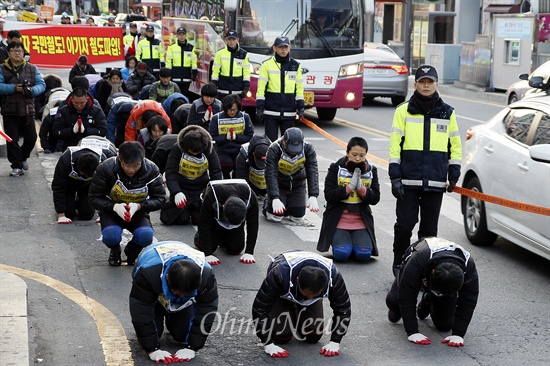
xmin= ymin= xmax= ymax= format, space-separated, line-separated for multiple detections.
xmin=0 ymin=270 xmax=29 ymax=366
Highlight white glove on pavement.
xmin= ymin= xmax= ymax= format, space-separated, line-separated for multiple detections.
xmin=264 ymin=343 xmax=289 ymax=358
xmin=307 ymin=196 xmax=319 ymax=212
xmin=113 ymin=203 xmax=127 ymax=220
xmin=174 ymin=348 xmax=195 ymax=361
xmin=272 ymin=198 xmax=286 ymax=215
xmin=57 ymin=216 xmax=72 ymax=224
xmin=239 ymin=253 xmax=256 ymax=264
xmin=408 ymin=333 xmax=431 ymax=345
xmin=175 ymin=192 xmax=187 ymax=209
xmin=148 ymin=349 xmax=174 ymax=363
xmin=205 ymin=255 xmax=221 ymax=265
xmin=127 ymin=202 xmax=139 ymax=221
xmin=320 ymin=341 xmax=340 ymax=357
xmin=442 ymin=335 xmax=464 ymax=347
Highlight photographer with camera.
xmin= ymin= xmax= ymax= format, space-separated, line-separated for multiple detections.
xmin=0 ymin=41 xmax=45 ymax=176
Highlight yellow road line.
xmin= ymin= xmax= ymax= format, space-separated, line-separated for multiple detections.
xmin=0 ymin=264 xmax=133 ymax=366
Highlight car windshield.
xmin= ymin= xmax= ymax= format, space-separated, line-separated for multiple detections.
xmin=532 ymin=61 xmax=550 ymax=80
xmin=236 ymin=0 xmax=361 ymax=49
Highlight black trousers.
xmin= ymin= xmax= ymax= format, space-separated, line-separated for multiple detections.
xmin=154 ymin=301 xmax=194 ymax=342
xmin=3 ymin=115 xmax=37 ymax=169
xmin=203 ymin=221 xmax=245 ymax=256
xmin=63 ymin=185 xmax=95 ymax=220
xmin=263 ymin=116 xmax=295 ymax=143
xmin=392 ymin=189 xmax=443 ymax=265
xmin=268 ymin=298 xmax=324 ymax=344
xmin=386 ymin=279 xmax=458 ymax=332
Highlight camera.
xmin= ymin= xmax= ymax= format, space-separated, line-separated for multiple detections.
xmin=21 ymin=80 xmax=32 ymax=96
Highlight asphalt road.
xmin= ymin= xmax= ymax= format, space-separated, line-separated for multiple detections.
xmin=0 ymin=70 xmax=549 ymax=366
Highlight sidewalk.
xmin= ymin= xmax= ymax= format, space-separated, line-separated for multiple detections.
xmin=0 ymin=270 xmax=29 ymax=366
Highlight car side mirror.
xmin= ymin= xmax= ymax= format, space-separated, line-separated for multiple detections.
xmin=528 ymin=76 xmax=547 ymax=89
xmin=529 ymin=144 xmax=550 ymax=163
xmin=519 ymin=73 xmax=529 ymax=80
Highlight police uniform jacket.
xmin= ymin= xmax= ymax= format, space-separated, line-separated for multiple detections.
xmin=88 ymin=156 xmax=165 ymax=213
xmin=256 ymin=55 xmax=304 ymax=121
xmin=252 ymin=251 xmax=351 ymax=344
xmin=397 ymin=238 xmax=479 ymax=337
xmin=265 ymin=138 xmax=319 ymax=199
xmin=164 ymin=125 xmax=223 ymax=199
xmin=130 ymin=242 xmax=218 ymax=352
xmin=198 ymin=179 xmax=259 ymax=256
xmin=235 ymin=134 xmax=271 ymax=195
xmin=166 ymin=41 xmax=197 ymax=82
xmin=52 ymin=146 xmax=106 ymax=214
xmin=52 ymin=93 xmax=107 ymax=147
xmin=136 ymin=36 xmax=165 ymax=72
xmin=211 ymin=45 xmax=250 ymax=93
xmin=389 ymin=93 xmax=461 ymax=192
xmin=317 ymin=157 xmax=380 ymax=254
xmin=209 ymin=110 xmax=254 ymax=157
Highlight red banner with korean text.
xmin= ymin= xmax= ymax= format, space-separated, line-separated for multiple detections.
xmin=17 ymin=25 xmax=124 ymax=69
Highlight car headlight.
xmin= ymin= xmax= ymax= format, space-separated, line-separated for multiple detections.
xmin=339 ymin=63 xmax=364 ymax=77
xmin=250 ymin=62 xmax=262 ymax=75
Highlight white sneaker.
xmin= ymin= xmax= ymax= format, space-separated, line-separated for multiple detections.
xmin=266 ymin=212 xmax=283 ymax=222
xmin=10 ymin=168 xmax=24 ymax=177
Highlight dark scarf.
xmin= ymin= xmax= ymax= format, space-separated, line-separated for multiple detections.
xmin=178 ymin=40 xmax=187 ymax=47
xmin=408 ymin=90 xmax=440 ymax=115
xmin=275 ymin=53 xmax=290 ymax=64
xmin=227 ymin=44 xmax=238 ymax=53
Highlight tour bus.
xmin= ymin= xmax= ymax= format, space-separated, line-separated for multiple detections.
xmin=162 ymin=0 xmax=368 ymax=121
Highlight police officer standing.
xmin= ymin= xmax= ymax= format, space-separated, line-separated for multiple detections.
xmin=211 ymin=30 xmax=250 ymax=101
xmin=136 ymin=25 xmax=165 ymax=79
xmin=388 ymin=65 xmax=462 ymax=277
xmin=123 ymin=22 xmax=140 ymax=58
xmin=166 ymin=27 xmax=198 ymax=95
xmin=256 ymin=36 xmax=304 ymax=142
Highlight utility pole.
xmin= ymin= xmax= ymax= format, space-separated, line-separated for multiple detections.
xmin=404 ymin=0 xmax=413 ymax=71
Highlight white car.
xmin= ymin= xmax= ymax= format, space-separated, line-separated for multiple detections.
xmin=506 ymin=61 xmax=550 ymax=104
xmin=460 ymin=96 xmax=550 ymax=260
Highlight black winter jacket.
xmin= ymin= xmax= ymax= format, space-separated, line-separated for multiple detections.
xmin=235 ymin=134 xmax=271 ymax=195
xmin=398 ymin=238 xmax=479 ymax=337
xmin=88 ymin=156 xmax=165 ymax=213
xmin=317 ymin=157 xmax=380 ymax=254
xmin=126 ymin=70 xmax=157 ymax=99
xmin=265 ymin=138 xmax=319 ymax=198
xmin=198 ymin=180 xmax=259 ymax=256
xmin=252 ymin=251 xmax=351 ymax=344
xmin=52 ymin=93 xmax=107 ymax=147
xmin=68 ymin=63 xmax=97 ymax=83
xmin=130 ymin=247 xmax=218 ymax=352
xmin=209 ymin=110 xmax=254 ymax=157
xmin=51 ymin=147 xmax=104 ymax=213
xmin=165 ymin=125 xmax=222 ymax=199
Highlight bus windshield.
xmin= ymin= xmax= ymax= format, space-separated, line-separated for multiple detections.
xmin=236 ymin=0 xmax=362 ymax=50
